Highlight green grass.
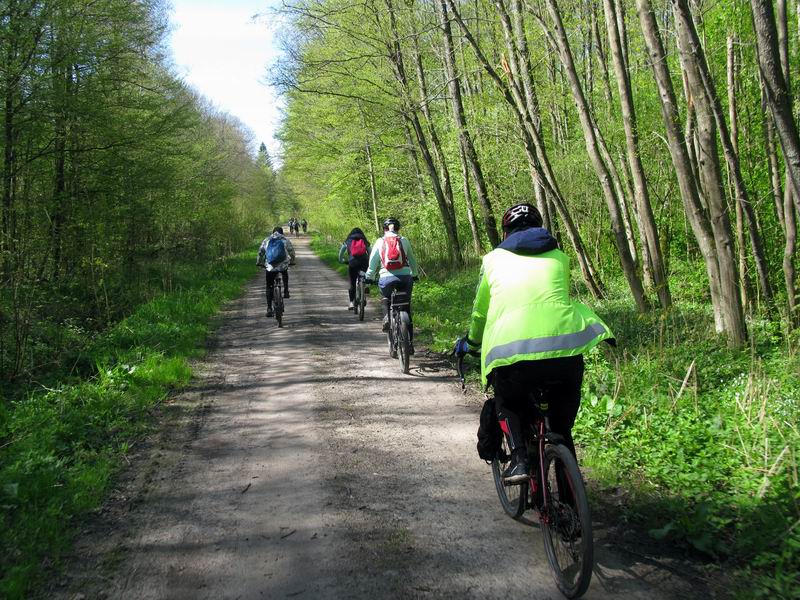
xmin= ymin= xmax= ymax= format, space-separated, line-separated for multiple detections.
xmin=0 ymin=248 xmax=257 ymax=599
xmin=311 ymin=234 xmax=800 ymax=597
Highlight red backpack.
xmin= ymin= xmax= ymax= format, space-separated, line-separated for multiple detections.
xmin=380 ymin=235 xmax=407 ymax=270
xmin=350 ymin=237 xmax=367 ymax=257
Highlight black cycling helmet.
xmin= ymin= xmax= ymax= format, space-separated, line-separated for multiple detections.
xmin=383 ymin=217 xmax=401 ymax=232
xmin=502 ymin=203 xmax=542 ymax=233
xmin=273 ymin=226 xmax=284 ymax=234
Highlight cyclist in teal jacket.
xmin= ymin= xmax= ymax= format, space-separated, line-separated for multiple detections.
xmin=364 ymin=217 xmax=420 ymax=351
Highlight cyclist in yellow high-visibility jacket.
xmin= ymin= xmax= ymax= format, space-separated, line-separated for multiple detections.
xmin=456 ymin=204 xmax=614 ymax=483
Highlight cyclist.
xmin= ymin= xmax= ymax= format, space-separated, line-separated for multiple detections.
xmin=454 ymin=204 xmax=613 ymax=483
xmin=338 ymin=227 xmax=371 ymax=310
xmin=301 ymin=218 xmax=308 ymax=233
xmin=364 ymin=217 xmax=419 ymax=352
xmin=257 ymin=226 xmax=296 ymax=317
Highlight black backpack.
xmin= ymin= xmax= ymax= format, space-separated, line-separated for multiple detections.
xmin=477 ymin=397 xmax=502 ymax=462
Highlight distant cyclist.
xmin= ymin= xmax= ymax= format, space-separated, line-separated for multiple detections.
xmin=339 ymin=227 xmax=371 ymax=310
xmin=364 ymin=217 xmax=419 ymax=353
xmin=301 ymin=219 xmax=308 ymax=233
xmin=454 ymin=204 xmax=613 ymax=483
xmin=257 ymin=226 xmax=296 ymax=317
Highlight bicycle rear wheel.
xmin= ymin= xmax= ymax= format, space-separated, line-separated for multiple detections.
xmin=491 ymin=435 xmax=527 ymax=518
xmin=398 ymin=311 xmax=411 ymax=374
xmin=274 ymin=282 xmax=284 ymax=328
xmin=540 ymin=443 xmax=593 ymax=599
xmin=357 ymin=280 xmax=366 ymax=321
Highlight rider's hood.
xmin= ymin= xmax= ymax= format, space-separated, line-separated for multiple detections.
xmin=497 ymin=227 xmax=558 ymax=255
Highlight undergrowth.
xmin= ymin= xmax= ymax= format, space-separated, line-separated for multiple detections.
xmin=0 ymin=248 xmax=257 ymax=599
xmin=313 ymin=233 xmax=800 ymax=598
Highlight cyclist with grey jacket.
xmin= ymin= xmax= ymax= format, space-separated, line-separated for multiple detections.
xmin=257 ymin=227 xmax=296 ymax=317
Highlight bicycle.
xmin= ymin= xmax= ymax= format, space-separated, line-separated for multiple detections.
xmin=456 ymin=350 xmax=594 ymax=599
xmin=354 ymin=271 xmax=367 ymax=321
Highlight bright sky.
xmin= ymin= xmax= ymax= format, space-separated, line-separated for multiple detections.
xmin=168 ymin=0 xmax=283 ymax=159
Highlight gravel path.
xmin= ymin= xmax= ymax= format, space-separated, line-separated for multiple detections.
xmin=53 ymin=237 xmax=712 ymax=599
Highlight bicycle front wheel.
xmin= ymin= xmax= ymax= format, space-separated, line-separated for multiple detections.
xmin=491 ymin=435 xmax=527 ymax=519
xmin=540 ymin=443 xmax=593 ymax=599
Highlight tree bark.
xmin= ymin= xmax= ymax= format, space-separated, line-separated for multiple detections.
xmin=509 ymin=0 xmax=554 ymax=230
xmin=673 ymin=0 xmax=748 ymax=334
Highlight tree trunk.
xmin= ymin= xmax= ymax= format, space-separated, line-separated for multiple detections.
xmin=509 ymin=0 xmax=554 ymax=230
xmin=383 ymin=0 xmax=463 ymax=265
xmin=636 ymin=0 xmax=746 ymax=345
xmin=448 ymin=0 xmax=604 ymax=296
xmin=728 ymin=35 xmax=754 ymax=313
xmin=436 ymin=0 xmax=499 ymax=247
xmin=543 ymin=0 xmax=649 ymax=312
xmin=674 ymin=0 xmax=773 ymax=308
xmin=674 ymin=0 xmax=747 ymax=336
xmin=604 ymin=0 xmax=672 ymax=308
xmin=776 ymin=0 xmax=798 ymax=321
xmin=752 ymin=0 xmax=800 ymax=204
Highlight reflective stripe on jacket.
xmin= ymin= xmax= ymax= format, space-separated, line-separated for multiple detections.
xmin=467 ymin=247 xmax=613 ymax=387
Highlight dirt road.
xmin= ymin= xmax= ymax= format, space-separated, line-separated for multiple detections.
xmin=56 ymin=237 xmax=711 ymax=599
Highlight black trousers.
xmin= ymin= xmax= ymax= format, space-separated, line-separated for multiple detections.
xmin=347 ymin=256 xmax=369 ymax=301
xmin=492 ymin=355 xmax=584 ymax=460
xmin=265 ymin=269 xmax=289 ymax=305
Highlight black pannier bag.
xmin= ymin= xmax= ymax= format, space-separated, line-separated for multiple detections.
xmin=476 ymin=397 xmax=502 ymax=461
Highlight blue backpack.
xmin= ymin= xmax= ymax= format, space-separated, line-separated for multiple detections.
xmin=266 ymin=237 xmax=287 ymax=266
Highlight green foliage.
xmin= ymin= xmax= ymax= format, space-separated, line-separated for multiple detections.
xmin=0 ymin=249 xmax=256 ymax=599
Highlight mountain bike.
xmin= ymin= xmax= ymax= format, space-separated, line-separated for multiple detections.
xmin=387 ymin=289 xmax=412 ymax=374
xmin=456 ymin=350 xmax=594 ymax=599
xmin=272 ymin=274 xmax=285 ymax=327
xmin=354 ymin=271 xmax=367 ymax=321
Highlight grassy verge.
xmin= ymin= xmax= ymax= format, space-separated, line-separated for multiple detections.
xmin=0 ymin=249 xmax=257 ymax=599
xmin=312 ymin=233 xmax=800 ymax=597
